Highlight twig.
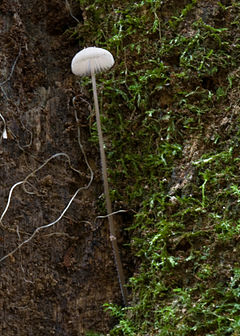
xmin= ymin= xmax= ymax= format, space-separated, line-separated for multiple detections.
xmin=0 ymin=152 xmax=84 ymax=223
xmin=65 ymin=0 xmax=80 ymax=23
xmin=0 ymin=88 xmax=95 ymax=264
xmin=0 ymin=186 xmax=88 ymax=263
xmin=0 ymin=112 xmax=7 ymax=142
xmin=96 ymin=209 xmax=127 ymax=219
xmin=77 ymin=209 xmax=128 ymax=232
xmin=0 ymin=180 xmax=24 ymax=223
xmin=0 ymin=143 xmax=93 ymax=262
xmin=0 ymin=48 xmax=21 ymax=86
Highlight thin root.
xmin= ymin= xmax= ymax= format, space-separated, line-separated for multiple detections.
xmin=0 ymin=105 xmax=94 ymax=262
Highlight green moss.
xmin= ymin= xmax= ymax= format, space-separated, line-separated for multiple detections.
xmin=71 ymin=0 xmax=240 ymax=334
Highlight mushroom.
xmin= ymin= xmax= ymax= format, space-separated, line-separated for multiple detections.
xmin=71 ymin=47 xmax=128 ymax=305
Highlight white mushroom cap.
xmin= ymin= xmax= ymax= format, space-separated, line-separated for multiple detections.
xmin=71 ymin=47 xmax=115 ymax=76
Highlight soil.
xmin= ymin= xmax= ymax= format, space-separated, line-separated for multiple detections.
xmin=0 ymin=0 xmax=129 ymax=334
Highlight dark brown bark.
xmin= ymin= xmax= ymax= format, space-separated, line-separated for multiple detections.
xmin=0 ymin=1 xmax=124 ymax=334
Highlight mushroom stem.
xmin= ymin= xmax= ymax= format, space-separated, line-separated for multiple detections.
xmin=91 ymin=71 xmax=128 ymax=305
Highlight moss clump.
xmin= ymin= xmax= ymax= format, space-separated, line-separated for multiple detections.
xmin=71 ymin=0 xmax=240 ymax=334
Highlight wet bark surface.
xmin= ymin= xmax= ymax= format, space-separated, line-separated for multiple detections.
xmin=0 ymin=1 xmax=126 ymax=334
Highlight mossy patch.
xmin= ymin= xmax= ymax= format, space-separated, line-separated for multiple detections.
xmin=71 ymin=0 xmax=240 ymax=334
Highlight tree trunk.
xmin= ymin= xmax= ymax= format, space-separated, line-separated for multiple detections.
xmin=0 ymin=0 xmax=123 ymax=334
